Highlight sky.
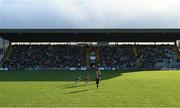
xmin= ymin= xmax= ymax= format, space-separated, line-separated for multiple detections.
xmin=0 ymin=0 xmax=180 ymax=29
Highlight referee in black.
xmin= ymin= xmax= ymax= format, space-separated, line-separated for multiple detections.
xmin=96 ymin=71 xmax=100 ymax=88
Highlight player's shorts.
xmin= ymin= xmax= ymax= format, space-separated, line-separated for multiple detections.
xmin=96 ymin=78 xmax=99 ymax=84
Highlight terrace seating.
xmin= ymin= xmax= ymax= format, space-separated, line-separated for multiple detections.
xmin=2 ymin=45 xmax=180 ymax=70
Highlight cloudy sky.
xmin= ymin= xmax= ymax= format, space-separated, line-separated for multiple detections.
xmin=0 ymin=0 xmax=180 ymax=29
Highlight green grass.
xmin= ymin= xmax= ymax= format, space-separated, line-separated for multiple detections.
xmin=0 ymin=70 xmax=180 ymax=107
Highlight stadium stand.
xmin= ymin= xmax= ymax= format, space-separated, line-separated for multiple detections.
xmin=137 ymin=45 xmax=180 ymax=69
xmin=1 ymin=29 xmax=180 ymax=70
xmin=98 ymin=46 xmax=136 ymax=69
xmin=3 ymin=45 xmax=87 ymax=70
xmin=2 ymin=45 xmax=180 ymax=70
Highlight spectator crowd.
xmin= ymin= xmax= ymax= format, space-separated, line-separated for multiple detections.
xmin=2 ymin=45 xmax=180 ymax=70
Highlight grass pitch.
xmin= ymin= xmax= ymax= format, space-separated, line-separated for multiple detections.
xmin=0 ymin=70 xmax=180 ymax=107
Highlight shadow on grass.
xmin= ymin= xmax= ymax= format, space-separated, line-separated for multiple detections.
xmin=65 ymin=88 xmax=96 ymax=94
xmin=57 ymin=84 xmax=75 ymax=87
xmin=63 ymin=83 xmax=94 ymax=89
xmin=0 ymin=70 xmax=143 ymax=81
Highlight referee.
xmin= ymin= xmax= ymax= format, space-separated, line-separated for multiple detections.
xmin=96 ymin=71 xmax=100 ymax=88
